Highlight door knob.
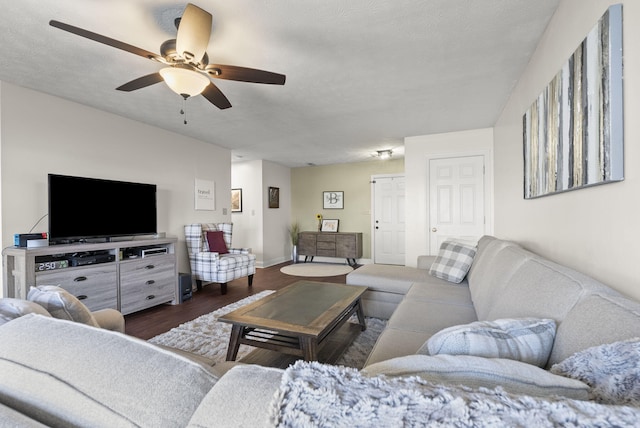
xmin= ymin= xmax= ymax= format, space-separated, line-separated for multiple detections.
xmin=431 ymin=227 xmax=438 ymax=232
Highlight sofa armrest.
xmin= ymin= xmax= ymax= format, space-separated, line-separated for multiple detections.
xmin=92 ymin=308 xmax=125 ymax=333
xmin=417 ymin=255 xmax=436 ymax=270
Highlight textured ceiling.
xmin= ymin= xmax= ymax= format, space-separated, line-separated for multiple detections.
xmin=0 ymin=0 xmax=560 ymax=167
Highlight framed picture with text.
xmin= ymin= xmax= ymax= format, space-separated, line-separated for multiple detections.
xmin=323 ymin=191 xmax=344 ymax=209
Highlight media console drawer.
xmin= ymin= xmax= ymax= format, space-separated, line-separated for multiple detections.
xmin=120 ymin=256 xmax=176 ymax=315
xmin=36 ymin=264 xmax=118 ymax=311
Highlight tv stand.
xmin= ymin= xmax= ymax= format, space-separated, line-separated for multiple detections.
xmin=2 ymin=238 xmax=179 ymax=315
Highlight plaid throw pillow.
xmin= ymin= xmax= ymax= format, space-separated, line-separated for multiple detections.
xmin=28 ymin=285 xmax=100 ymax=327
xmin=421 ymin=318 xmax=557 ymax=367
xmin=429 ymin=240 xmax=477 ymax=283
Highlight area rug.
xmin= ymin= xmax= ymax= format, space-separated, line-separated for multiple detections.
xmin=280 ymin=263 xmax=353 ymax=277
xmin=149 ymin=290 xmax=386 ymax=369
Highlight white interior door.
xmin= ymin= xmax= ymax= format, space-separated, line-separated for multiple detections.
xmin=429 ymin=156 xmax=485 ymax=253
xmin=373 ymin=175 xmax=405 ymax=265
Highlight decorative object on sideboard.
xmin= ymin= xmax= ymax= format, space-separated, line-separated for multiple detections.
xmin=523 ymin=4 xmax=623 ymax=199
xmin=316 ymin=214 xmax=323 ymax=232
xmin=231 ymin=188 xmax=242 ymax=213
xmin=321 ymin=219 xmax=339 ymax=233
xmin=323 ymin=191 xmax=344 ymax=209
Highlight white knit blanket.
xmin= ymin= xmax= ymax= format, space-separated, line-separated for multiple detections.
xmin=268 ymin=361 xmax=640 ymax=427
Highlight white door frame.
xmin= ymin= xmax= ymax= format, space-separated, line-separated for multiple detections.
xmin=371 ymin=173 xmax=406 ymax=264
xmin=425 ymin=150 xmax=494 ymax=254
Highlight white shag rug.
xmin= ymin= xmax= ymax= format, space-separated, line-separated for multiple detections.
xmin=268 ymin=361 xmax=640 ymax=427
xmin=280 ymin=263 xmax=353 ymax=277
xmin=149 ymin=290 xmax=386 ymax=369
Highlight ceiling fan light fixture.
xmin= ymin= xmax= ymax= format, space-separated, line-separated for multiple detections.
xmin=159 ymin=66 xmax=209 ymax=97
xmin=376 ymin=149 xmax=393 ymax=160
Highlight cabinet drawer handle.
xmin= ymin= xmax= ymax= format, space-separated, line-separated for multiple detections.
xmin=146 ymin=295 xmax=156 ymax=300
xmin=77 ymin=295 xmax=88 ymax=301
xmin=146 ymin=280 xmax=155 ymax=285
xmin=145 ymin=265 xmax=155 ymax=270
xmin=74 ymin=276 xmax=87 ymax=282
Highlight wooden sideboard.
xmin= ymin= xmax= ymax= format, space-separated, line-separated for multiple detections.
xmin=297 ymin=232 xmax=362 ymax=266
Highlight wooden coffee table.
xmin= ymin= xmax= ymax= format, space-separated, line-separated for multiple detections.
xmin=219 ymin=281 xmax=367 ymax=363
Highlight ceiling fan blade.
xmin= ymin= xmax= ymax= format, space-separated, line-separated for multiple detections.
xmin=176 ymin=3 xmax=212 ymax=63
xmin=49 ymin=20 xmax=162 ymax=62
xmin=201 ymin=83 xmax=232 ymax=109
xmin=116 ymin=73 xmax=164 ymax=92
xmin=205 ymin=64 xmax=286 ymax=85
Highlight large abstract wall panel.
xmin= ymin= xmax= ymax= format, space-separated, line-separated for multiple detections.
xmin=523 ymin=4 xmax=623 ymax=199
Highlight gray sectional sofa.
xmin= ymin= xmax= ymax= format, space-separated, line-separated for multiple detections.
xmin=347 ymin=235 xmax=640 ymax=368
xmin=1 ymin=235 xmax=639 ymax=426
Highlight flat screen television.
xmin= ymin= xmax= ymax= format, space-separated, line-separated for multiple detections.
xmin=48 ymin=174 xmax=157 ymax=244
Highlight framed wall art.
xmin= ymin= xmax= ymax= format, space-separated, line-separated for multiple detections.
xmin=231 ymin=188 xmax=242 ymax=213
xmin=323 ymin=191 xmax=344 ymax=209
xmin=523 ymin=4 xmax=624 ymax=199
xmin=268 ymin=186 xmax=280 ymax=208
xmin=321 ymin=219 xmax=339 ymax=232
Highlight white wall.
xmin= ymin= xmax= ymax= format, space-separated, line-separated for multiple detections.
xmin=404 ymin=128 xmax=494 ymax=266
xmin=262 ymin=160 xmax=292 ymax=267
xmin=494 ymin=0 xmax=640 ymax=301
xmin=231 ymin=159 xmax=291 ymax=268
xmin=231 ymin=160 xmax=263 ymax=257
xmin=0 ymin=82 xmax=232 ymax=293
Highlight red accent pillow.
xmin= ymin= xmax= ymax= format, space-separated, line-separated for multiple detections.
xmin=206 ymin=231 xmax=229 ymax=254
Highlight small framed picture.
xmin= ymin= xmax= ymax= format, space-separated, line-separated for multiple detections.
xmin=268 ymin=186 xmax=280 ymax=208
xmin=231 ymin=188 xmax=242 ymax=213
xmin=321 ymin=219 xmax=339 ymax=232
xmin=323 ymin=191 xmax=344 ymax=209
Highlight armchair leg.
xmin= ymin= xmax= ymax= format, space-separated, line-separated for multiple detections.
xmin=196 ymin=280 xmax=203 ymax=292
xmin=221 ymin=283 xmax=228 ymax=295
xmin=248 ymin=274 xmax=254 ymax=287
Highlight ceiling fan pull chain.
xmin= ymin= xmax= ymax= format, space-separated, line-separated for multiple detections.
xmin=181 ymin=97 xmax=188 ymax=125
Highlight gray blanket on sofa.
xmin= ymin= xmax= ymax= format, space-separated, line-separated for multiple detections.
xmin=268 ymin=361 xmax=640 ymax=427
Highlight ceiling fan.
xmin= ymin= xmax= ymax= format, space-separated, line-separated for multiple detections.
xmin=49 ymin=3 xmax=285 ymax=111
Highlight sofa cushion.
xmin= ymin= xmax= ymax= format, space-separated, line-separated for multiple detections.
xmin=0 ymin=315 xmax=218 ymax=427
xmin=188 ymin=365 xmax=284 ymax=427
xmin=429 ymin=240 xmax=476 ymax=283
xmin=421 ymin=318 xmax=556 ymax=367
xmin=27 ymin=285 xmax=100 ymax=327
xmin=362 ymin=354 xmax=589 ymax=400
xmin=548 ymin=293 xmax=640 ymax=367
xmin=347 ymin=264 xmax=431 ymax=294
xmin=0 ymin=298 xmax=51 ymax=327
xmin=550 ymin=338 xmax=640 ymax=406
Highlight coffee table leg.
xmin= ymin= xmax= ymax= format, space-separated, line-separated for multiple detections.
xmin=300 ymin=337 xmax=318 ymax=361
xmin=356 ymin=299 xmax=367 ymax=331
xmin=226 ymin=325 xmax=243 ymax=361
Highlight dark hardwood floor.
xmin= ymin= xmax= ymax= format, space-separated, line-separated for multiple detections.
xmin=125 ymin=261 xmax=350 ymax=340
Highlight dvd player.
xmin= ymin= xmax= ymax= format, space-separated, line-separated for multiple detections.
xmin=68 ymin=251 xmax=115 ymax=267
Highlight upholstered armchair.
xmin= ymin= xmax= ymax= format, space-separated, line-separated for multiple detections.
xmin=184 ymin=223 xmax=256 ymax=295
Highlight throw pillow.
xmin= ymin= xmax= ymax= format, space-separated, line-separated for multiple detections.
xmin=0 ymin=298 xmax=51 ymax=326
xmin=362 ymin=354 xmax=590 ymax=400
xmin=27 ymin=285 xmax=100 ymax=328
xmin=206 ymin=230 xmax=229 ymax=254
xmin=429 ymin=240 xmax=476 ymax=283
xmin=421 ymin=317 xmax=556 ymax=367
xmin=550 ymin=338 xmax=640 ymax=406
